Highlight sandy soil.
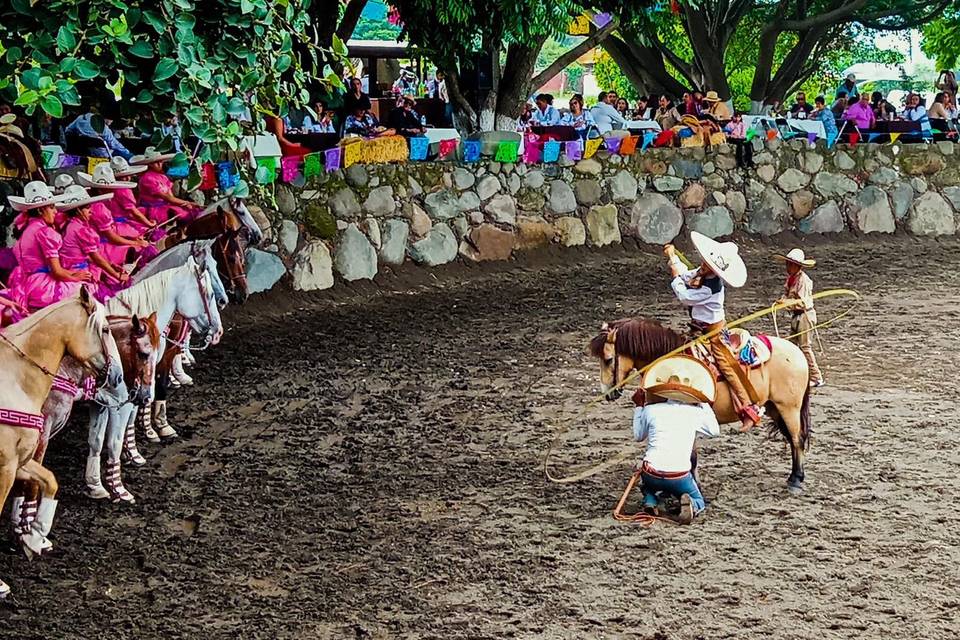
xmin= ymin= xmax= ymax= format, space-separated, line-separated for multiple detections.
xmin=2 ymin=235 xmax=960 ymax=640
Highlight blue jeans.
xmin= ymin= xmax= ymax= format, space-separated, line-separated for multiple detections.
xmin=641 ymin=471 xmax=706 ymax=513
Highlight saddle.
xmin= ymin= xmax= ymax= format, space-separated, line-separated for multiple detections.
xmin=688 ymin=328 xmax=773 ymax=380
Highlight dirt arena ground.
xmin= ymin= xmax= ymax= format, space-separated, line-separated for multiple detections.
xmin=2 ymin=235 xmax=960 ymax=639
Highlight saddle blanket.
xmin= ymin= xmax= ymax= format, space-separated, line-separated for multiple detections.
xmin=689 ymin=328 xmax=773 ymax=377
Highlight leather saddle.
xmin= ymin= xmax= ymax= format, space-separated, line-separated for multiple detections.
xmin=688 ymin=328 xmax=772 ymax=380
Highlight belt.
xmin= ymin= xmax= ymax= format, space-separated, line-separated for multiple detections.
xmin=64 ymin=260 xmax=89 ymax=270
xmin=641 ymin=461 xmax=690 ymax=479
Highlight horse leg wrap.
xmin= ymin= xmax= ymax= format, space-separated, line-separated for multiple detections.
xmin=20 ymin=498 xmax=57 ymax=558
xmin=140 ymin=402 xmax=160 ymax=443
xmin=105 ymin=461 xmax=135 ymax=504
xmin=122 ymin=412 xmax=148 ymax=465
xmin=9 ymin=497 xmax=24 ymax=536
xmin=171 ymin=355 xmax=194 ymax=386
xmin=84 ymin=455 xmax=109 ymax=500
xmin=153 ymin=401 xmax=178 ymax=439
xmin=15 ymin=499 xmax=37 ymax=537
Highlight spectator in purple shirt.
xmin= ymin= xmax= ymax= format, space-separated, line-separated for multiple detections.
xmin=844 ymin=93 xmax=876 ymax=130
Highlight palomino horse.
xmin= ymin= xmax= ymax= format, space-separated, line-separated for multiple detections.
xmin=9 ymin=314 xmax=160 ymax=540
xmin=589 ymin=317 xmax=812 ymax=491
xmin=111 ymin=247 xmax=225 ymax=452
xmin=0 ymin=288 xmax=124 ymax=597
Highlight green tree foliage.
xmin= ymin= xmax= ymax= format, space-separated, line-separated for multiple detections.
xmin=922 ymin=10 xmax=960 ymax=70
xmin=593 ymin=50 xmax=638 ymax=100
xmin=0 ymin=0 xmax=343 ymax=159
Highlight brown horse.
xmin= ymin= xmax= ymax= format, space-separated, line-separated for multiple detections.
xmin=588 ymin=317 xmax=813 ymax=492
xmin=159 ymin=206 xmax=249 ymax=303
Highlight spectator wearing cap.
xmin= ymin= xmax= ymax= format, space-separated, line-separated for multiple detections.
xmin=64 ymin=106 xmax=132 ymax=159
xmin=836 ymin=73 xmax=859 ymax=100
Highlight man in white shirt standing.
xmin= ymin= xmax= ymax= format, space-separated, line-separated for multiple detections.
xmin=590 ymin=91 xmax=627 ymax=134
xmin=633 ymin=355 xmax=720 ymax=524
xmin=664 ymin=232 xmax=763 ymax=432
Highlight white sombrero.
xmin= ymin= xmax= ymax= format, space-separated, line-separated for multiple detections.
xmin=56 ymin=184 xmax=114 ymax=211
xmin=53 ymin=173 xmax=76 ymax=194
xmin=690 ymin=231 xmax=747 ymax=288
xmin=77 ymin=163 xmax=135 ymax=190
xmin=110 ymin=155 xmax=147 ymax=177
xmin=0 ymin=113 xmax=23 ymax=138
xmin=7 ymin=180 xmax=67 ymax=212
xmin=642 ymin=354 xmax=717 ymax=404
xmin=773 ymin=248 xmax=816 ymax=268
xmin=130 ymin=146 xmax=177 ymax=166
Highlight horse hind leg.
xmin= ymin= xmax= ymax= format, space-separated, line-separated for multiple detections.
xmin=15 ymin=460 xmax=59 ymax=560
xmin=774 ymin=403 xmax=808 ymax=493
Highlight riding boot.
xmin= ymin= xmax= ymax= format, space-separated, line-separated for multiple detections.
xmin=153 ymin=401 xmax=179 ymax=439
xmin=171 ymin=354 xmax=194 ymax=386
xmin=105 ymin=461 xmax=135 ymax=504
xmin=20 ymin=498 xmax=57 ymax=559
xmin=84 ymin=454 xmax=110 ymax=500
xmin=122 ymin=411 xmax=148 ymax=465
xmin=140 ymin=402 xmax=160 ymax=443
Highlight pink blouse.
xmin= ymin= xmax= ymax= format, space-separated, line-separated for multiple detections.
xmin=61 ymin=218 xmax=101 ymax=268
xmin=89 ymin=202 xmax=116 ymax=235
xmin=14 ymin=218 xmax=62 ymax=274
xmin=138 ymin=170 xmax=173 ymax=206
xmin=107 ymin=188 xmax=138 ymax=220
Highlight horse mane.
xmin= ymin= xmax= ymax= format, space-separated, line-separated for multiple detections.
xmin=108 ymin=263 xmax=194 ymax=316
xmin=4 ymin=291 xmax=107 ymax=338
xmin=588 ymin=317 xmax=688 ymax=363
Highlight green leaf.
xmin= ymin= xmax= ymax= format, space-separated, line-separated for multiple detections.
xmin=40 ymin=95 xmax=63 ymax=118
xmin=59 ymin=57 xmax=78 ymax=73
xmin=37 ymin=75 xmax=54 ymax=91
xmin=59 ymin=86 xmax=81 ymax=106
xmin=74 ymin=59 xmax=101 ymax=79
xmin=14 ymin=90 xmax=39 ymax=107
xmin=6 ymin=47 xmax=22 ymax=63
xmin=184 ymin=106 xmax=205 ymax=124
xmin=241 ymin=0 xmax=255 ymax=14
xmin=129 ymin=39 xmax=154 ymax=58
xmin=135 ymin=89 xmax=153 ymax=103
xmin=153 ymin=57 xmax=179 ymax=82
xmin=143 ymin=10 xmax=165 ymax=33
xmin=276 ymin=54 xmax=292 ymax=73
xmin=57 ymin=26 xmax=78 ymax=52
xmin=211 ymin=100 xmax=226 ymax=124
xmin=21 ymin=68 xmax=43 ymax=90
xmin=225 ymin=120 xmax=240 ymax=136
xmin=226 ymin=97 xmax=246 ymax=116
xmin=332 ymin=34 xmax=347 ymax=57
xmin=187 ymin=165 xmax=202 ymax=192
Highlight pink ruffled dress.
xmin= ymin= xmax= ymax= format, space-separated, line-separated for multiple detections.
xmin=106 ymin=188 xmax=159 ymax=262
xmin=89 ymin=201 xmax=133 ymax=266
xmin=11 ymin=218 xmax=81 ymax=311
xmin=138 ymin=169 xmax=199 ymax=226
xmin=62 ymin=217 xmax=121 ymax=302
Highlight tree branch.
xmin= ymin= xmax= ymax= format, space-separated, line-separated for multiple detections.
xmin=336 ymin=0 xmax=369 ymax=41
xmin=528 ymin=19 xmax=618 ymax=90
xmin=779 ymin=0 xmax=869 ymax=31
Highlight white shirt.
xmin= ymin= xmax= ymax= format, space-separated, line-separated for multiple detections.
xmin=531 ymin=105 xmax=561 ymax=126
xmin=671 ymin=266 xmax=725 ymax=324
xmin=590 ymin=102 xmax=626 ymax=134
xmin=438 ymin=80 xmax=449 ymax=104
xmin=633 ymin=401 xmax=720 ymax=473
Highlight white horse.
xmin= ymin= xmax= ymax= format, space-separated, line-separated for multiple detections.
xmin=0 ymin=289 xmax=124 ymax=597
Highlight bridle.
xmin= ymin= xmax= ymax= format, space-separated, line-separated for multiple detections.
xmin=214 ymin=228 xmax=248 ymax=294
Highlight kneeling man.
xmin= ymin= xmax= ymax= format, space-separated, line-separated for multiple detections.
xmin=633 ymin=355 xmax=720 ymax=524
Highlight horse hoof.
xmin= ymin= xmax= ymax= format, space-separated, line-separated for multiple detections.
xmin=110 ymin=491 xmax=136 ymax=505
xmin=786 ymin=482 xmax=804 ymax=496
xmin=0 ymin=580 xmax=10 ymax=598
xmin=86 ymin=486 xmax=110 ymax=500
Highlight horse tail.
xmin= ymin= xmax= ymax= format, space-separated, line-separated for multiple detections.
xmin=768 ymin=385 xmax=812 ymax=451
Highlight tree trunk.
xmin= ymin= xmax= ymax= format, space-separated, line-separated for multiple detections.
xmin=495 ymin=39 xmax=547 ymax=126
xmin=602 ymin=35 xmax=687 ymax=99
xmin=681 ymin=5 xmax=733 ymax=99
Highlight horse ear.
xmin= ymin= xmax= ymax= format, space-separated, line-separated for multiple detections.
xmin=131 ymin=314 xmax=146 ymax=337
xmin=606 ymin=328 xmax=618 ymax=344
xmin=78 ymin=285 xmax=96 ymax=314
xmin=600 ymin=322 xmax=609 ymax=331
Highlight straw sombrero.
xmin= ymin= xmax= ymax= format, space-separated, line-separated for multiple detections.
xmin=7 ymin=180 xmax=67 ymax=212
xmin=642 ymin=355 xmax=716 ymax=404
xmin=56 ymin=184 xmax=114 ymax=211
xmin=691 ymin=231 xmax=747 ymax=288
xmin=773 ymin=248 xmax=816 ymax=268
xmin=77 ymin=163 xmax=135 ymax=190
xmin=703 ymin=91 xmax=722 ymax=102
xmin=110 ymin=155 xmax=147 ymax=177
xmin=130 ymin=146 xmax=176 ymax=166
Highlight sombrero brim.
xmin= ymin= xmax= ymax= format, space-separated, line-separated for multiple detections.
xmin=645 ymin=383 xmax=712 ymax=404
xmin=773 ymin=254 xmax=816 ymax=268
xmin=56 ymin=192 xmax=114 ymax=211
xmin=130 ymin=154 xmax=176 ymax=166
xmin=8 ymin=194 xmax=67 ymax=212
xmin=691 ymin=231 xmax=747 ymax=288
xmin=77 ymin=172 xmax=135 ymax=190
xmin=113 ymin=165 xmax=148 ymax=177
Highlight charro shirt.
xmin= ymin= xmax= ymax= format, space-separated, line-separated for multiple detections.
xmin=633 ymin=400 xmax=721 ymax=473
xmin=784 ymin=271 xmax=815 ymax=312
xmin=671 ymin=266 xmax=725 ymax=324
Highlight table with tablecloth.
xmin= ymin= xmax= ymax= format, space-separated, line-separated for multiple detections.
xmin=742 ymin=116 xmax=826 ymax=140
xmin=623 ymin=120 xmax=662 ymax=132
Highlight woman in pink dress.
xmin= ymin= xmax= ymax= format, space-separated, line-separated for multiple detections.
xmin=104 ymin=157 xmax=161 ymax=263
xmin=7 ymin=181 xmax=92 ymax=312
xmin=131 ymin=147 xmax=202 ymax=227
xmin=57 ymin=185 xmax=130 ymax=301
xmin=77 ymin=163 xmax=151 ymax=266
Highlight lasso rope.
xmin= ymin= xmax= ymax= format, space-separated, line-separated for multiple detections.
xmin=542 ymin=287 xmax=862 ymax=485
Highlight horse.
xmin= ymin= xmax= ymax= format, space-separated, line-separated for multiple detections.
xmin=0 ymin=288 xmax=124 ymax=597
xmin=8 ymin=314 xmax=160 ymax=540
xmin=107 ymin=248 xmax=225 ymax=463
xmin=588 ymin=317 xmax=813 ymax=491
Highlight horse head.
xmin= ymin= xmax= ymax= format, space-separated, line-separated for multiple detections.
xmin=69 ymin=287 xmax=125 ymax=395
xmin=111 ymin=312 xmax=161 ymax=407
xmin=227 ymin=197 xmax=264 ymax=246
xmin=212 ymin=226 xmax=249 ymax=305
xmin=587 ymin=318 xmax=687 ymax=402
xmin=178 ymin=249 xmax=224 ymax=347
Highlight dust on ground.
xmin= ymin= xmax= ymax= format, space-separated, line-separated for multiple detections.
xmin=2 ymin=235 xmax=960 ymax=640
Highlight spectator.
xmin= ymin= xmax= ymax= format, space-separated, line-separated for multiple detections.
xmin=303 ymin=101 xmax=336 ymax=133
xmin=692 ymin=91 xmax=705 ymax=115
xmin=789 ymin=92 xmax=813 ymax=117
xmin=436 ymin=70 xmax=452 ymax=126
xmin=516 ymin=102 xmax=533 ymax=132
xmin=388 ymin=96 xmax=427 ymax=138
xmin=937 ymin=70 xmax=958 ymax=96
xmin=946 ymin=93 xmax=959 ymax=119
xmin=590 ymin=91 xmax=627 ymax=134
xmin=723 ymin=114 xmax=753 ymax=168
xmin=871 ymin=91 xmax=897 ymax=121
xmin=654 ymin=95 xmax=682 ymax=131
xmin=342 ymin=77 xmax=370 ymax=117
xmin=811 ymin=95 xmax=827 ymax=115
xmin=927 ymin=92 xmax=951 ymax=120
xmin=814 ymin=99 xmax=839 ymax=142
xmin=903 ymin=93 xmax=931 ymax=134
xmin=559 ymin=94 xmax=595 ymax=138
xmin=677 ymin=92 xmax=692 ymax=115
xmin=634 ymin=96 xmax=651 ymax=120
xmin=343 ymin=99 xmax=395 ymax=138
xmin=615 ymin=97 xmax=630 ymax=119
xmin=830 ymin=91 xmax=848 ymax=119
xmin=530 ymin=93 xmax=561 ymax=126
xmin=702 ymin=91 xmax=731 ymax=120
xmin=761 ymin=99 xmax=782 ymax=117
xmin=844 ymin=92 xmax=876 ymax=130
xmin=392 ymin=67 xmax=419 ymax=98
xmin=160 ymin=114 xmax=183 ymax=152
xmin=64 ymin=105 xmax=132 ymax=159
xmin=837 ymin=73 xmax=859 ymax=100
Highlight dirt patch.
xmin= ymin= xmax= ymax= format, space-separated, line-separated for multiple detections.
xmin=3 ymin=235 xmax=960 ymax=639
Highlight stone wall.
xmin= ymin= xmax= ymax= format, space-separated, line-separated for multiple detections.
xmin=244 ymin=138 xmax=960 ymax=293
